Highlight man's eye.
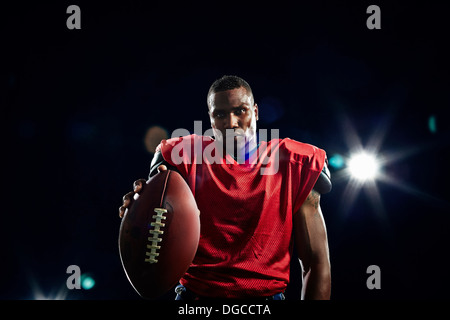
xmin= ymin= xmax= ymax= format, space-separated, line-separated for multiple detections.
xmin=216 ymin=112 xmax=225 ymax=118
xmin=235 ymin=108 xmax=246 ymax=115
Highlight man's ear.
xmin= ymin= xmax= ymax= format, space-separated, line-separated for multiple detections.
xmin=254 ymin=104 xmax=259 ymax=121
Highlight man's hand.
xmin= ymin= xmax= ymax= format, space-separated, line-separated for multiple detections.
xmin=118 ymin=165 xmax=168 ymax=218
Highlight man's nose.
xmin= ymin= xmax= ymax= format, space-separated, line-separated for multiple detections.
xmin=224 ymin=113 xmax=239 ymax=129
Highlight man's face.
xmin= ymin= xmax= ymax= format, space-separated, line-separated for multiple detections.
xmin=208 ymin=87 xmax=259 ymax=153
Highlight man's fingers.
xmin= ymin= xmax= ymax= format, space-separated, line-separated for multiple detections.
xmin=119 ymin=178 xmax=147 ymax=218
xmin=119 ymin=206 xmax=126 ymax=218
xmin=123 ymin=191 xmax=134 ymax=207
xmin=119 ymin=191 xmax=135 ymax=218
xmin=133 ymin=179 xmax=147 ymax=193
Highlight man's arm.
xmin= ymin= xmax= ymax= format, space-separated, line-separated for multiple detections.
xmin=293 ymin=189 xmax=331 ymax=300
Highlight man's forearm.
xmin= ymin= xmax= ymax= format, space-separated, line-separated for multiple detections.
xmin=301 ymin=263 xmax=331 ymax=300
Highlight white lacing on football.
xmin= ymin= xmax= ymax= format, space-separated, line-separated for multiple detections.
xmin=145 ymin=208 xmax=167 ymax=263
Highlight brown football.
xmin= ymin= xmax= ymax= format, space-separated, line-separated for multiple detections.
xmin=118 ymin=170 xmax=200 ymax=299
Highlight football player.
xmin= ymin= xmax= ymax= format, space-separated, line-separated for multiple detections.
xmin=119 ymin=75 xmax=332 ymax=300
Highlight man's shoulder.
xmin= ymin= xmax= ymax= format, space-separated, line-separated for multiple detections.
xmin=273 ymin=138 xmax=323 ymax=158
xmin=267 ymin=138 xmax=326 ymax=171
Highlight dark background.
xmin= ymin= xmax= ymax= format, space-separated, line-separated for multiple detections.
xmin=2 ymin=1 xmax=449 ymax=300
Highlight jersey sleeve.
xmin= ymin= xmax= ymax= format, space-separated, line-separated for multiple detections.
xmin=285 ymin=139 xmax=327 ymax=215
xmin=154 ymin=134 xmax=206 ymax=179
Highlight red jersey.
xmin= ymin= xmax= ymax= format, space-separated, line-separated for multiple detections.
xmin=156 ymin=134 xmax=326 ymax=298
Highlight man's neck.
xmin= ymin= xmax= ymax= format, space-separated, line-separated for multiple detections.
xmin=223 ymin=141 xmax=259 ymax=164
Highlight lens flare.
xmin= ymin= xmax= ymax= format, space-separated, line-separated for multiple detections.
xmin=347 ymin=151 xmax=380 ymax=182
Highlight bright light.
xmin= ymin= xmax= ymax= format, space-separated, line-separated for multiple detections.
xmin=329 ymin=153 xmax=345 ymax=169
xmin=81 ymin=274 xmax=95 ymax=290
xmin=30 ymin=280 xmax=69 ymax=300
xmin=348 ymin=151 xmax=380 ymax=182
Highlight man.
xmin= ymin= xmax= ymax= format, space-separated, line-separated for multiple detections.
xmin=119 ymin=75 xmax=332 ymax=300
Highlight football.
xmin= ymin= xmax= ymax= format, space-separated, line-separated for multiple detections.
xmin=118 ymin=170 xmax=200 ymax=299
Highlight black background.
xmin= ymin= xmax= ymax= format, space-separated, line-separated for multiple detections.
xmin=2 ymin=1 xmax=449 ymax=300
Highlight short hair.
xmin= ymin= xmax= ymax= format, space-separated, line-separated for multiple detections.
xmin=207 ymin=75 xmax=254 ymax=108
